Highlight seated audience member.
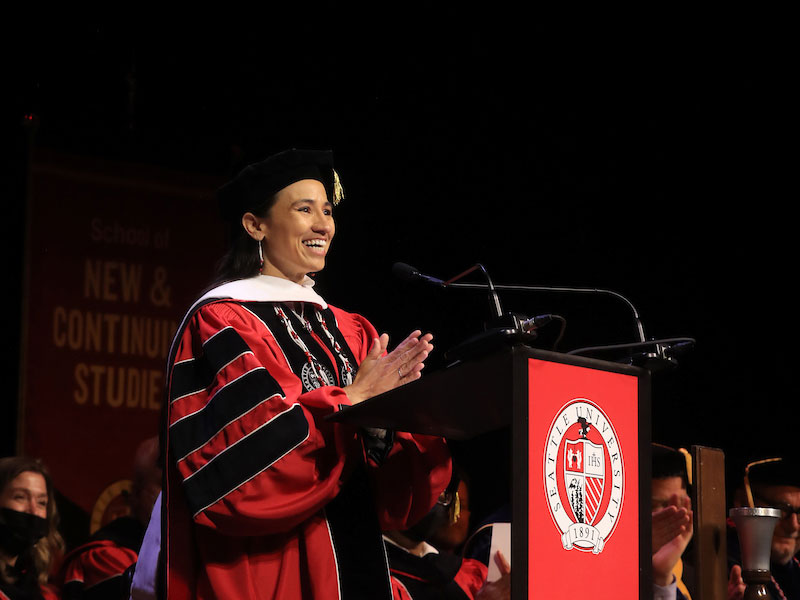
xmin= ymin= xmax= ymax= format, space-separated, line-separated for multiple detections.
xmin=0 ymin=456 xmax=64 ymax=600
xmin=59 ymin=437 xmax=161 ymax=600
xmin=384 ymin=470 xmax=511 ymax=600
xmin=386 ymin=472 xmax=509 ymax=600
xmin=386 ymin=472 xmax=484 ymax=599
xmin=651 ymin=444 xmax=694 ymax=600
xmin=728 ymin=455 xmax=800 ymax=600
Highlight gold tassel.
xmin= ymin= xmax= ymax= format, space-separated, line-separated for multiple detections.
xmin=333 ymin=169 xmax=345 ymax=205
xmin=679 ymin=447 xmax=692 ymax=486
xmin=744 ymin=457 xmax=782 ymax=508
xmin=449 ymin=491 xmax=461 ymax=525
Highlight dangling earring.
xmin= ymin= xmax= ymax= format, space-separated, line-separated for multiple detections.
xmin=258 ymin=238 xmax=265 ymax=272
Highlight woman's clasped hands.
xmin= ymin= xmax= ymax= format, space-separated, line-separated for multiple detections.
xmin=344 ymin=330 xmax=433 ymax=405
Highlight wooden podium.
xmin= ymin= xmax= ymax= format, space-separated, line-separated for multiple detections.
xmin=329 ymin=343 xmax=652 ymax=599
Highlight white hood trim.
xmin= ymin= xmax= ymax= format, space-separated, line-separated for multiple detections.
xmin=194 ymin=275 xmax=327 ymax=310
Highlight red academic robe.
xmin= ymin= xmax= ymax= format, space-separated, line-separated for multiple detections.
xmin=163 ymin=278 xmax=451 ymax=600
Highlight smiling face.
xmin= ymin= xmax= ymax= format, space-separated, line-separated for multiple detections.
xmin=244 ymin=179 xmax=335 ymax=283
xmin=0 ymin=471 xmax=48 ymax=520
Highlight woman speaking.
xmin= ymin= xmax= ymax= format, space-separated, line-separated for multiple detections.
xmin=160 ymin=149 xmax=451 ymax=600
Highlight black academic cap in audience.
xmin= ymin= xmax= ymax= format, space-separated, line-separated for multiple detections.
xmin=746 ymin=456 xmax=799 ymax=488
xmin=652 ymin=443 xmax=690 ymax=488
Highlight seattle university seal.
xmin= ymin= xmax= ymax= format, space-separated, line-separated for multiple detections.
xmin=543 ymin=398 xmax=624 ymax=554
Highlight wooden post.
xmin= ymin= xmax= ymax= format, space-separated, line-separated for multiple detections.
xmin=691 ymin=445 xmax=728 ymax=600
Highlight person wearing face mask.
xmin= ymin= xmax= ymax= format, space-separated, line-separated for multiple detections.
xmin=0 ymin=457 xmax=64 ymax=600
xmin=135 ymin=148 xmax=451 ymax=600
xmin=384 ymin=469 xmax=511 ymax=600
xmin=384 ymin=471 xmax=486 ymax=599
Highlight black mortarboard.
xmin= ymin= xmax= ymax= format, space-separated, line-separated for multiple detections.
xmin=746 ymin=456 xmax=799 ymax=488
xmin=652 ymin=443 xmax=690 ymax=486
xmin=217 ymin=148 xmax=344 ymax=222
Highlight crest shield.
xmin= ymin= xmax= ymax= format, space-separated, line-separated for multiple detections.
xmin=563 ymin=438 xmax=606 ymax=525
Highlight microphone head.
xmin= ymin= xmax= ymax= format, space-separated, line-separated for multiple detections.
xmin=392 ymin=262 xmax=419 ymax=282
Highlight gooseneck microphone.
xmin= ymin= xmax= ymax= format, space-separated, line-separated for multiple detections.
xmin=391 ymin=262 xmax=695 ymax=370
xmin=392 ymin=262 xmax=646 ymax=343
xmin=447 ymin=281 xmax=647 ymax=344
xmin=393 ymin=262 xmax=513 ymax=328
xmin=391 ymin=262 xmax=446 ymax=287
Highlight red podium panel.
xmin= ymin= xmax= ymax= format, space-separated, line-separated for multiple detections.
xmin=525 ymin=358 xmax=646 ymax=599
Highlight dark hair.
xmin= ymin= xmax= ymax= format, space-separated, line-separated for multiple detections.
xmin=212 ymin=193 xmax=277 ymax=284
xmin=0 ymin=457 xmax=65 ymax=585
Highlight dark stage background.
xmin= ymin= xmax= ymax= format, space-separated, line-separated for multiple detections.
xmin=4 ymin=17 xmax=795 ymax=506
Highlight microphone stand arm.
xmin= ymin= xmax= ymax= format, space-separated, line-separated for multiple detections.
xmin=444 ymin=282 xmax=647 ymax=343
xmin=445 ymin=264 xmax=505 ymax=323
